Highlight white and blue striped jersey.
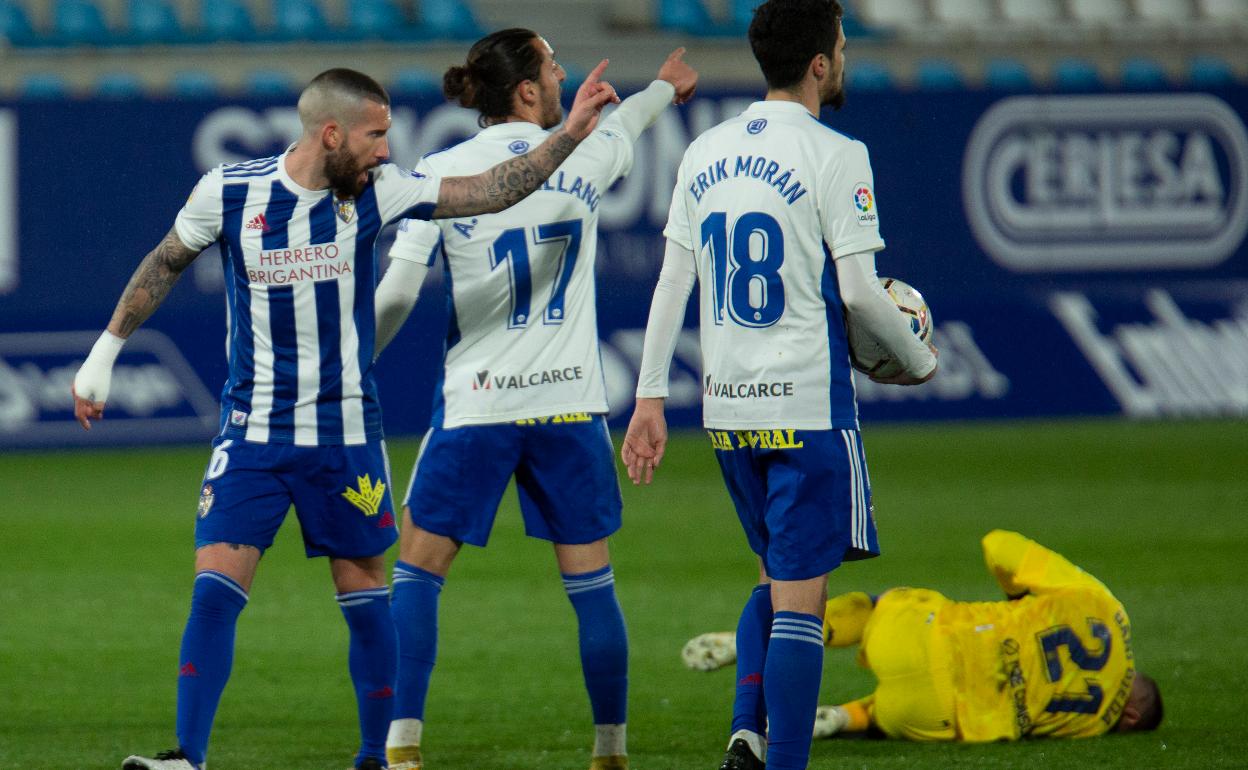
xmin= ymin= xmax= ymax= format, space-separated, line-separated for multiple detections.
xmin=175 ymin=148 xmax=442 ymax=445
xmin=664 ymin=100 xmax=885 ymax=430
xmin=390 ymin=120 xmax=634 ymax=429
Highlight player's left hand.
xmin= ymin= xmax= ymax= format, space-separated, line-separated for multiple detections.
xmin=870 ymin=343 xmax=938 ymax=385
xmin=621 ymin=397 xmax=668 ymax=485
xmin=657 ymin=47 xmax=698 ymax=105
xmin=564 ymin=59 xmax=620 ymax=141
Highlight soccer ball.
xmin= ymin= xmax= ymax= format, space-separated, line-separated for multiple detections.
xmin=847 ymin=277 xmax=933 ymax=378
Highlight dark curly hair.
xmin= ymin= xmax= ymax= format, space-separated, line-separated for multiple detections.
xmin=443 ymin=28 xmax=543 ymax=127
xmin=748 ymin=0 xmax=843 ymax=91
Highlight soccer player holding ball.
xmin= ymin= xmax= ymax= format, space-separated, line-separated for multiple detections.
xmin=71 ymin=66 xmax=618 ymax=770
xmin=378 ymin=31 xmax=697 ymax=770
xmin=622 ymin=1 xmax=936 ymax=768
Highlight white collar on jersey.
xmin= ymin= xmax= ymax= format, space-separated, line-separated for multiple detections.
xmin=477 ymin=121 xmax=550 ymax=139
xmin=275 ymin=144 xmax=331 ymax=198
xmin=744 ymin=100 xmax=819 ymax=118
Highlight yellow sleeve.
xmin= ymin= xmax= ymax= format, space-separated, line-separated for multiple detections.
xmin=981 ymin=530 xmax=1107 ymax=597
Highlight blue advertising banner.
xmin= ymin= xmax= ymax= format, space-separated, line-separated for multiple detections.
xmin=1 ymin=86 xmax=1245 ymax=448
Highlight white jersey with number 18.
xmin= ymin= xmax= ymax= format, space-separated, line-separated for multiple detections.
xmin=665 ymin=100 xmax=885 ymax=431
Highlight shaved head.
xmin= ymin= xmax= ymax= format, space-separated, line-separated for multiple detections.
xmin=298 ymin=68 xmax=390 ymax=136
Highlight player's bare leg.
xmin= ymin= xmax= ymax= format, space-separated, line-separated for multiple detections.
xmin=387 ymin=518 xmax=462 ymax=769
xmin=555 ymin=539 xmax=629 ymax=770
xmin=122 ymin=543 xmax=261 ymax=770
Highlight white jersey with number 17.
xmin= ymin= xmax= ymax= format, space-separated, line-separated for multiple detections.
xmin=390 ymin=120 xmax=636 ymax=429
xmin=665 ymin=100 xmax=885 ymax=431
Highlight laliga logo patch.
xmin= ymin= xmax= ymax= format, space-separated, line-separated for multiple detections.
xmin=747 ymin=118 xmax=767 ymax=135
xmin=509 ymin=140 xmax=530 ymax=154
xmin=229 ymin=409 xmax=247 ymax=427
xmin=853 ymin=183 xmax=877 ymax=226
xmin=197 ymin=484 xmax=215 ymax=518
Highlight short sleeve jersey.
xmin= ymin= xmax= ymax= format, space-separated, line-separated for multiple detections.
xmin=664 ymin=100 xmax=885 ymax=430
xmin=175 ymin=149 xmax=442 ymax=445
xmin=390 ymin=121 xmax=634 ymax=428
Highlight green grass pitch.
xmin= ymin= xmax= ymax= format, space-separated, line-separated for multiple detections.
xmin=2 ymin=419 xmax=1245 ymax=769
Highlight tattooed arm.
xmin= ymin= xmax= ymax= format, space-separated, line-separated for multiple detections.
xmin=433 ymin=129 xmax=580 ymax=218
xmin=72 ymin=228 xmax=203 ymax=429
xmin=431 ymin=58 xmax=619 ymax=219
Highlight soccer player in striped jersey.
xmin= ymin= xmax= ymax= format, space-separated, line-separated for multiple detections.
xmin=683 ymin=530 xmax=1164 ymax=743
xmin=620 ymin=1 xmax=936 ymax=768
xmin=375 ymin=32 xmax=696 ymax=770
xmin=70 ymin=66 xmax=618 ymax=770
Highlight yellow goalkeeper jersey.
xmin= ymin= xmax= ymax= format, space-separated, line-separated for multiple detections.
xmin=940 ymin=530 xmax=1137 ymax=742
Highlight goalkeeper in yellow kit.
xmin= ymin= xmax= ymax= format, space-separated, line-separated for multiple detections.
xmin=683 ymin=530 xmax=1163 ymax=742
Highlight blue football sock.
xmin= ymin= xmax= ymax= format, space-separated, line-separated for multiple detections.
xmin=390 ymin=561 xmax=444 ymax=722
xmin=763 ymin=611 xmax=825 ymax=770
xmin=562 ymin=565 xmax=628 ymax=727
xmin=731 ymin=583 xmax=772 ymax=736
xmin=175 ymin=571 xmax=248 ymax=767
xmin=337 ymin=587 xmax=397 ymax=767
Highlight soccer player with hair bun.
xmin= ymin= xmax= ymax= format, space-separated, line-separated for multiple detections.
xmin=71 ymin=64 xmax=618 ymax=770
xmin=622 ymin=1 xmax=936 ymax=768
xmin=377 ymin=29 xmax=696 ymax=770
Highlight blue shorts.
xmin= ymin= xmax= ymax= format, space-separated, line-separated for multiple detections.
xmin=710 ymin=427 xmax=879 ymax=581
xmin=403 ymin=414 xmax=623 ymax=548
xmin=194 ymin=436 xmax=398 ymax=559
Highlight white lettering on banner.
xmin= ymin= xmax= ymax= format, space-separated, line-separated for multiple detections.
xmin=0 ymin=110 xmax=17 ymax=294
xmin=964 ymin=95 xmax=1248 ymax=271
xmin=1051 ymin=290 xmax=1248 ymax=417
xmin=0 ymin=331 xmax=219 ymax=443
xmin=852 ymin=322 xmax=1010 ymax=403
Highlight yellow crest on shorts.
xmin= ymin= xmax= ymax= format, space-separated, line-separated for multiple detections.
xmin=343 ymin=474 xmax=386 ymax=516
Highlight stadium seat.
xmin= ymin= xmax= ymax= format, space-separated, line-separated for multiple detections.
xmin=915 ymin=59 xmax=964 ymax=91
xmin=1120 ymin=57 xmax=1169 ymax=90
xmin=392 ymin=66 xmax=442 ymax=97
xmin=171 ymin=70 xmax=221 ymax=97
xmin=128 ymin=0 xmax=183 ymax=43
xmin=983 ymin=58 xmax=1034 ymax=91
xmin=846 ymin=61 xmax=895 ymax=91
xmin=244 ymin=69 xmax=297 ymax=96
xmin=54 ymin=0 xmax=111 ymax=45
xmin=272 ymin=0 xmax=329 ymax=40
xmin=1067 ymin=0 xmax=1130 ymax=26
xmin=656 ymin=0 xmax=714 ymax=33
xmin=19 ymin=73 xmax=71 ymax=99
xmin=929 ymin=0 xmax=997 ymax=27
xmin=999 ymin=0 xmax=1062 ymax=25
xmin=200 ymin=0 xmax=257 ymax=41
xmin=855 ymin=0 xmax=927 ymax=34
xmin=1198 ymin=0 xmax=1248 ymax=23
xmin=1052 ymin=58 xmax=1105 ymax=91
xmin=1187 ymin=55 xmax=1235 ymax=88
xmin=96 ymin=71 xmax=145 ymax=98
xmin=347 ymin=0 xmax=411 ymax=40
xmin=1134 ymin=0 xmax=1191 ymax=24
xmin=420 ymin=0 xmax=482 ymax=39
xmin=0 ymin=0 xmax=37 ymax=46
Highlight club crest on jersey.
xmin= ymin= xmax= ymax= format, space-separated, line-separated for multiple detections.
xmin=747 ymin=118 xmax=768 ymax=135
xmin=336 ymin=198 xmax=356 ymax=224
xmin=197 ymin=484 xmax=215 ymax=518
xmin=853 ymin=182 xmax=877 ymax=226
xmin=509 ymin=140 xmax=530 ymax=154
xmin=342 ymin=474 xmax=386 ymax=516
xmin=472 ymin=370 xmax=491 ymax=390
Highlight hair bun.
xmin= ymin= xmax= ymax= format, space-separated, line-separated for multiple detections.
xmin=442 ymin=64 xmax=477 ymax=107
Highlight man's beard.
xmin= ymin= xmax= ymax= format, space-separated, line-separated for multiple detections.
xmin=325 ymin=147 xmax=367 ymax=198
xmin=824 ymin=79 xmax=846 ymax=111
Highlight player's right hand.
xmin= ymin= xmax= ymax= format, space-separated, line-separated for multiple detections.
xmin=621 ymin=397 xmax=668 ymax=485
xmin=657 ymin=47 xmax=698 ymax=105
xmin=563 ymin=59 xmax=620 ymax=141
xmin=71 ymin=377 xmax=108 ymax=430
